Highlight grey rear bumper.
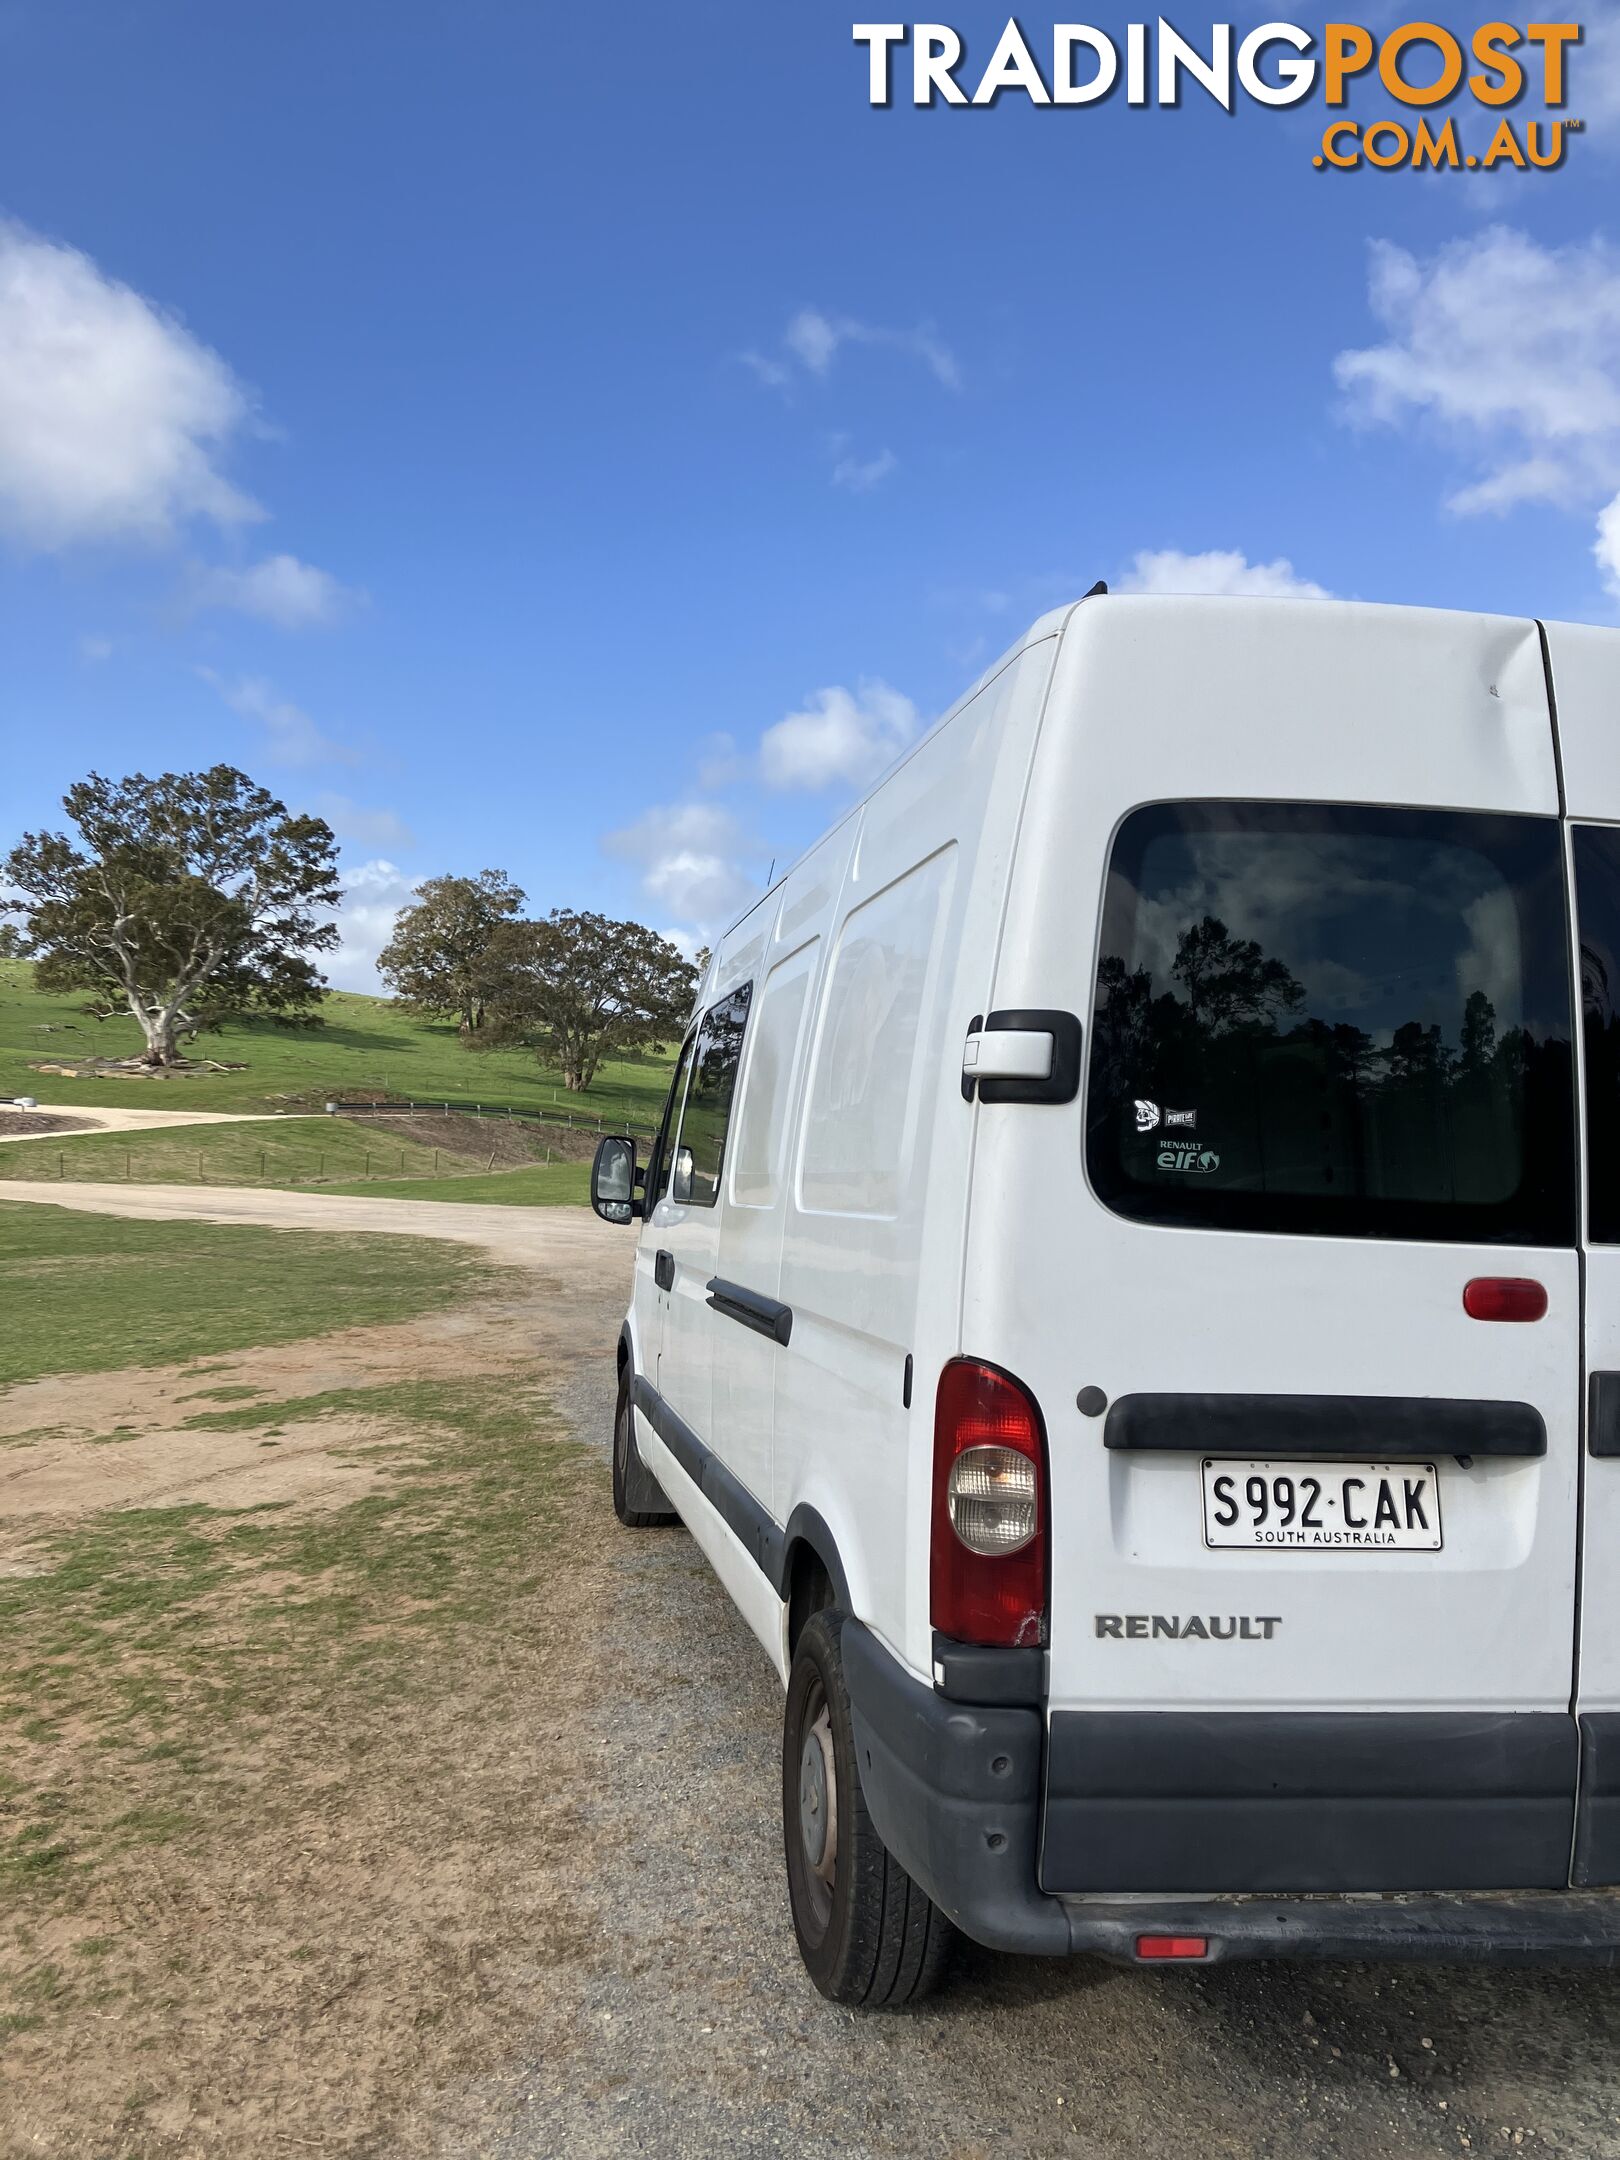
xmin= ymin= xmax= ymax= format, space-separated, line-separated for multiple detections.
xmin=840 ymin=1619 xmax=1620 ymax=1967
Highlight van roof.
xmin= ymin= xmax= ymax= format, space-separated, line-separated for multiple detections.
xmin=692 ymin=590 xmax=1600 ymax=990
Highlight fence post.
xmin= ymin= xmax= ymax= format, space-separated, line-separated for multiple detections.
xmin=365 ymin=1151 xmax=371 ymax=1181
xmin=487 ymin=1150 xmax=497 ymax=1172
xmin=198 ymin=1152 xmax=204 ymax=1184
xmin=126 ymin=1150 xmax=131 ymax=1180
xmin=260 ymin=1149 xmax=266 ymax=1181
xmin=58 ymin=1151 xmax=64 ymax=1180
xmin=319 ymin=1151 xmax=325 ymax=1180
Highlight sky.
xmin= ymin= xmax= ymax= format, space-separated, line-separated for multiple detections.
xmin=3 ymin=0 xmax=1620 ymax=986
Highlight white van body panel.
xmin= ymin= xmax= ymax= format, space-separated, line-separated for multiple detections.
xmin=964 ymin=598 xmax=1578 ymax=1720
xmin=1545 ymin=622 xmax=1620 ymax=1727
xmin=1544 ymin=618 xmax=1620 ymax=819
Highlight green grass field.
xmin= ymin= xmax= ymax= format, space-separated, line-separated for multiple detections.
xmin=0 ymin=1114 xmax=444 ymax=1187
xmin=0 ymin=960 xmax=675 ymax=1135
xmin=321 ymin=1160 xmax=592 ymax=1207
xmin=0 ymin=1199 xmax=510 ymax=1386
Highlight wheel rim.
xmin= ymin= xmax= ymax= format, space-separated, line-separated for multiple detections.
xmin=795 ymin=1680 xmax=838 ymax=1939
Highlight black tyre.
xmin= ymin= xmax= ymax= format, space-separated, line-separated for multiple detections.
xmin=612 ymin=1369 xmax=676 ymax=1528
xmin=782 ymin=1609 xmax=956 ymax=2006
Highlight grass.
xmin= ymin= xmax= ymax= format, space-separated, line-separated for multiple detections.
xmin=0 ymin=1199 xmax=511 ymax=1386
xmin=320 ymin=1160 xmax=592 ymax=1207
xmin=0 ymin=1113 xmax=440 ymax=1187
xmin=0 ymin=959 xmax=675 ymax=1134
xmin=0 ymin=1371 xmax=592 ymax=2006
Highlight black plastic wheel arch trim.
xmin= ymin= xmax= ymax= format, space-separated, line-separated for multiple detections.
xmin=974 ymin=1008 xmax=1083 ymax=1107
xmin=1103 ymin=1392 xmax=1547 ymax=1458
xmin=705 ymin=1275 xmax=792 ymax=1346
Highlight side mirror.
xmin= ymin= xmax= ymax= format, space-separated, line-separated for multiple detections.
xmin=591 ymin=1135 xmax=641 ymax=1224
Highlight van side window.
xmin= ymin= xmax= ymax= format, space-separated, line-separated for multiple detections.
xmin=729 ymin=941 xmax=819 ymax=1209
xmin=1575 ymin=826 xmax=1620 ymax=1244
xmin=672 ymin=984 xmax=753 ymax=1208
xmin=1087 ymin=802 xmax=1576 ymax=1246
xmin=649 ymin=1029 xmax=698 ymax=1211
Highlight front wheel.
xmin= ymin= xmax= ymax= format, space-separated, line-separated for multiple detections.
xmin=782 ymin=1610 xmax=955 ymax=2005
xmin=612 ymin=1370 xmax=676 ymax=1528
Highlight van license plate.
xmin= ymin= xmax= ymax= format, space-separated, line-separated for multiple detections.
xmin=1201 ymin=1459 xmax=1442 ymax=1551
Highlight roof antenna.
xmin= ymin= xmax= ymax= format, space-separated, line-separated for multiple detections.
xmin=766 ymin=858 xmax=775 ymax=886
xmin=1083 ymin=579 xmax=1108 ymax=598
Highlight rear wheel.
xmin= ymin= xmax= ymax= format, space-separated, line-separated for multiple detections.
xmin=782 ymin=1610 xmax=955 ymax=2005
xmin=612 ymin=1369 xmax=676 ymax=1528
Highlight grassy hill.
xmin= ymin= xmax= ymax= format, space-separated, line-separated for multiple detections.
xmin=0 ymin=961 xmax=676 ymax=1136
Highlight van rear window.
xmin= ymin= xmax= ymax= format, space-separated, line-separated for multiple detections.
xmin=1086 ymin=803 xmax=1575 ymax=1246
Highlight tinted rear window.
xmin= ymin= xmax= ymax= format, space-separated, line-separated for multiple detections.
xmin=1087 ymin=803 xmax=1575 ymax=1246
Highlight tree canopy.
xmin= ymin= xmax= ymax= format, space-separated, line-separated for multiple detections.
xmin=478 ymin=909 xmax=697 ymax=1090
xmin=376 ymin=869 xmax=526 ymax=1034
xmin=3 ymin=766 xmax=341 ymax=1067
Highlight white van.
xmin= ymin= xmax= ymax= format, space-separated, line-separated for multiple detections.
xmin=590 ymin=591 xmax=1620 ymax=2002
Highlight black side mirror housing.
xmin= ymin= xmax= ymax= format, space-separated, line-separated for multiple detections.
xmin=591 ymin=1135 xmax=641 ymax=1224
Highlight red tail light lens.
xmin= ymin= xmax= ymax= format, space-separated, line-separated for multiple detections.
xmin=1136 ymin=1935 xmax=1208 ymax=1960
xmin=931 ymin=1359 xmax=1048 ymax=1647
xmin=1463 ymin=1277 xmax=1548 ymax=1323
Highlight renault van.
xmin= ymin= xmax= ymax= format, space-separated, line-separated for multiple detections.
xmin=590 ymin=591 xmax=1620 ymax=2003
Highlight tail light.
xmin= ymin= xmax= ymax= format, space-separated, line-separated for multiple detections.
xmin=931 ymin=1359 xmax=1048 ymax=1647
xmin=1136 ymin=1935 xmax=1208 ymax=1961
xmin=1463 ymin=1277 xmax=1548 ymax=1322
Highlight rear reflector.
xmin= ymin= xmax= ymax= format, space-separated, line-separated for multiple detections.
xmin=1463 ymin=1277 xmax=1548 ymax=1323
xmin=1136 ymin=1935 xmax=1208 ymax=1960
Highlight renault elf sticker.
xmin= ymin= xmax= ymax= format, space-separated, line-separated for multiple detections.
xmin=1158 ymin=1145 xmax=1221 ymax=1174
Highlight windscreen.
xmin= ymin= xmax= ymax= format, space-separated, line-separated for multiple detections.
xmin=1086 ymin=802 xmax=1576 ymax=1245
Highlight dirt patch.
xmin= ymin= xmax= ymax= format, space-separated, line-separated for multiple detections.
xmin=0 ymin=1112 xmax=97 ymax=1139
xmin=360 ymin=1110 xmax=603 ymax=1166
xmin=0 ymin=1251 xmax=636 ymax=2160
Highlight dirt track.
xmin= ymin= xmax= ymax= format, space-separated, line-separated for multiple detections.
xmin=0 ymin=1177 xmax=606 ymax=1265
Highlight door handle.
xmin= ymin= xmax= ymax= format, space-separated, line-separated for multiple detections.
xmin=654 ymin=1249 xmax=676 ymax=1292
xmin=1591 ymin=1373 xmax=1620 ymax=1456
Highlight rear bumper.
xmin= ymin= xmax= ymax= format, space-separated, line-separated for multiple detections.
xmin=840 ymin=1620 xmax=1620 ymax=1967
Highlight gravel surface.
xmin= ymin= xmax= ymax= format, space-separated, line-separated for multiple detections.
xmin=418 ymin=1300 xmax=1620 ymax=2160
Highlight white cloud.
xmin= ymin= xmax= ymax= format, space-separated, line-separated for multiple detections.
xmin=759 ymin=680 xmax=922 ymax=792
xmin=1597 ymin=495 xmax=1620 ymax=601
xmin=602 ymin=800 xmax=760 ymax=928
xmin=199 ymin=669 xmax=360 ymax=769
xmin=0 ymin=219 xmax=261 ymax=549
xmin=324 ymin=858 xmax=415 ymax=993
xmin=748 ymin=307 xmax=961 ymax=393
xmin=830 ymin=444 xmax=897 ymax=493
xmin=187 ymin=552 xmax=355 ymax=628
xmin=1118 ymin=549 xmax=1330 ymax=599
xmin=311 ymin=794 xmax=415 ymax=850
xmin=1335 ymin=229 xmax=1620 ymax=583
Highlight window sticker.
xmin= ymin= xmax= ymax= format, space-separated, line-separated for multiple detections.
xmin=1164 ymin=1108 xmax=1197 ymax=1129
xmin=1157 ymin=1146 xmax=1221 ymax=1175
xmin=1134 ymin=1098 xmax=1161 ymax=1132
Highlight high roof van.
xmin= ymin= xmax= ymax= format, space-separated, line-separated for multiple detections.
xmin=590 ymin=591 xmax=1620 ymax=2002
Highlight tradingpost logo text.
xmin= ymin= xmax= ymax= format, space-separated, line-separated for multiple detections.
xmin=854 ymin=21 xmax=1584 ymax=170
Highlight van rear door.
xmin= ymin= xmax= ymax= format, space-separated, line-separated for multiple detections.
xmin=966 ymin=599 xmax=1582 ymax=1896
xmin=1544 ymin=621 xmax=1620 ymax=1885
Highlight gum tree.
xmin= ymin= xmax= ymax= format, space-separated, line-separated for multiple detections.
xmin=4 ymin=766 xmax=341 ymax=1067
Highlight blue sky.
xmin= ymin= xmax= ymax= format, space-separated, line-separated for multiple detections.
xmin=4 ymin=1 xmax=1620 ymax=982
